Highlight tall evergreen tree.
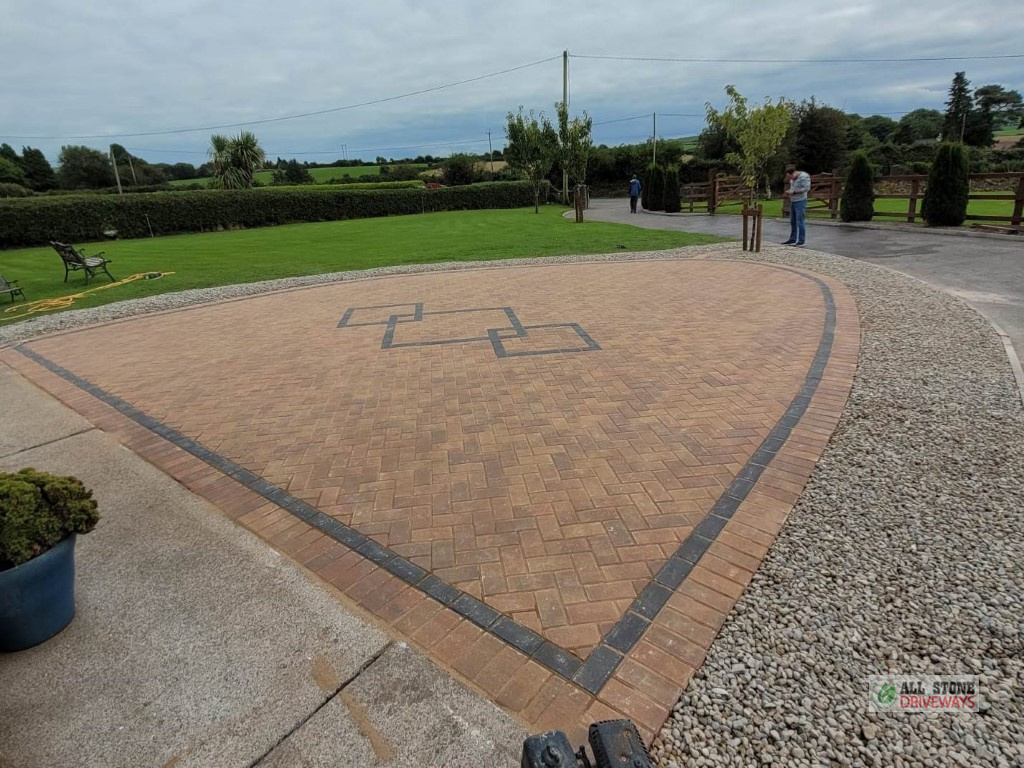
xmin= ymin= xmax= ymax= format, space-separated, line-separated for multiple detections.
xmin=840 ymin=152 xmax=875 ymax=222
xmin=943 ymin=72 xmax=973 ymax=142
xmin=645 ymin=164 xmax=664 ymax=211
xmin=662 ymin=166 xmax=681 ymax=213
xmin=922 ymin=143 xmax=969 ymax=226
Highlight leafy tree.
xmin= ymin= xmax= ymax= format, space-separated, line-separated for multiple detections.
xmin=893 ymin=109 xmax=943 ymax=144
xmin=695 ymin=122 xmax=739 ymax=160
xmin=922 ymin=142 xmax=969 ymax=226
xmin=383 ymin=164 xmax=425 ymax=182
xmin=974 ymin=84 xmax=1024 ymax=128
xmin=505 ymin=107 xmax=558 ymax=213
xmin=162 ymin=162 xmax=198 ymax=181
xmin=440 ymin=153 xmax=479 ymax=186
xmin=272 ymin=158 xmax=314 ymax=184
xmin=840 ymin=151 xmax=875 ymax=222
xmin=856 ymin=115 xmax=897 ymax=145
xmin=0 ymin=157 xmax=25 ymax=185
xmin=662 ymin=166 xmax=681 ymax=213
xmin=861 ymin=115 xmax=898 ymax=144
xmin=555 ymin=101 xmax=593 ymax=202
xmin=795 ymin=99 xmax=848 ymax=174
xmin=963 ymin=108 xmax=994 ymax=148
xmin=57 ymin=145 xmax=114 ymax=189
xmin=208 ymin=131 xmax=266 ymax=189
xmin=943 ymin=72 xmax=973 ymax=142
xmin=844 ymin=114 xmax=872 ymax=151
xmin=19 ymin=146 xmax=56 ymax=190
xmin=706 ymin=85 xmax=793 ymax=200
xmin=0 ymin=144 xmax=18 ymax=164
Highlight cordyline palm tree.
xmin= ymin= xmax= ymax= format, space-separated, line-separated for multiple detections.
xmin=208 ymin=131 xmax=266 ymax=189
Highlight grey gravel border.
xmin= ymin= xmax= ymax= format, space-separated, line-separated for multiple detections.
xmin=654 ymin=246 xmax=1024 ymax=768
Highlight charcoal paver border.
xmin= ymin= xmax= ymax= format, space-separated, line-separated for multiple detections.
xmin=13 ymin=263 xmax=835 ymax=695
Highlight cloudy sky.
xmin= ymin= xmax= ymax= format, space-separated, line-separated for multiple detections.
xmin=3 ymin=0 xmax=1021 ymax=165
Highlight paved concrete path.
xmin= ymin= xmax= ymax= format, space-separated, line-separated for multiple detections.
xmin=0 ymin=363 xmax=525 ymax=767
xmin=1 ymin=255 xmax=859 ymax=746
xmin=587 ymin=198 xmax=1024 ymax=358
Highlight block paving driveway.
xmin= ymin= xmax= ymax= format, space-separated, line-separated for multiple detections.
xmin=2 ymin=257 xmax=858 ymax=743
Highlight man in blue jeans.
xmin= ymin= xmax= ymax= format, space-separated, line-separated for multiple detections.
xmin=629 ymin=174 xmax=642 ymax=213
xmin=783 ymin=164 xmax=811 ymax=246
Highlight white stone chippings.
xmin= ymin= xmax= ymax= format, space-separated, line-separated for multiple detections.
xmin=650 ymin=246 xmax=1024 ymax=768
xmin=2 ymin=243 xmax=1021 ymax=765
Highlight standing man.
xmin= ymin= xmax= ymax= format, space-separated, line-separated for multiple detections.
xmin=629 ymin=174 xmax=642 ymax=214
xmin=782 ymin=164 xmax=811 ymax=246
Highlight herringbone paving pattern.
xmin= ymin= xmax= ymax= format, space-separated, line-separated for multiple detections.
xmin=3 ymin=257 xmax=859 ymax=742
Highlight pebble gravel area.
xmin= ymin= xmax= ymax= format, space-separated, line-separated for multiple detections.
xmin=2 ymin=243 xmax=1021 ymax=767
xmin=655 ymin=246 xmax=1024 ymax=768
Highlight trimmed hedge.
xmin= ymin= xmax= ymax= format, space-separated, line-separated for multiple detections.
xmin=263 ymin=180 xmax=425 ymax=191
xmin=0 ymin=181 xmax=535 ymax=248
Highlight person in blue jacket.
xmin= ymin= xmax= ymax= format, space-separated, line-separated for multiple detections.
xmin=629 ymin=174 xmax=642 ymax=213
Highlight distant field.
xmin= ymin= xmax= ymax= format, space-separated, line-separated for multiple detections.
xmin=993 ymin=126 xmax=1023 ymax=148
xmin=169 ymin=164 xmax=428 ymax=188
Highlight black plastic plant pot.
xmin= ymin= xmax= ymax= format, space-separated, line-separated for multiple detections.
xmin=0 ymin=534 xmax=77 ymax=652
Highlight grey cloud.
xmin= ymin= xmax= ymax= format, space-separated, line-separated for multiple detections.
xmin=2 ymin=0 xmax=1020 ymax=163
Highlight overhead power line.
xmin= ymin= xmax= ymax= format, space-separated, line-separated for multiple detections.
xmin=126 ymin=137 xmax=494 ymax=158
xmin=571 ymin=52 xmax=1024 ymax=64
xmin=1 ymin=56 xmax=560 ymax=141
xmin=592 ymin=114 xmax=652 ymax=126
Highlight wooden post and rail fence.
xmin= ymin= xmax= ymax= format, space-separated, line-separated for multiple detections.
xmin=676 ymin=170 xmax=1024 ymax=234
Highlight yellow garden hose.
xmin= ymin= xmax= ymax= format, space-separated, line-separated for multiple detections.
xmin=1 ymin=272 xmax=176 ymax=322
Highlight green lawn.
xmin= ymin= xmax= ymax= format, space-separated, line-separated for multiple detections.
xmin=0 ymin=207 xmax=724 ymax=325
xmin=169 ymin=164 xmax=428 ymax=188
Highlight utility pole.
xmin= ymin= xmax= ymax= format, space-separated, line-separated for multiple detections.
xmin=487 ymin=131 xmax=494 ymax=173
xmin=562 ymin=49 xmax=569 ymax=206
xmin=652 ymin=113 xmax=657 ymax=167
xmin=126 ymin=153 xmax=138 ymax=185
xmin=109 ymin=145 xmax=123 ymax=195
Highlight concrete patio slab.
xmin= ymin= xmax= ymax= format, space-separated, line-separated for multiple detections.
xmin=0 ymin=362 xmax=92 ymax=458
xmin=259 ymin=642 xmax=524 ymax=767
xmin=0 ymin=425 xmax=394 ymax=768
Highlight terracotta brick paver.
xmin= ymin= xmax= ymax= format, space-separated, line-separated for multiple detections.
xmin=1 ymin=258 xmax=858 ymax=742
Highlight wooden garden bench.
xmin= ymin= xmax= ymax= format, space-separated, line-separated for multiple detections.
xmin=50 ymin=241 xmax=115 ymax=284
xmin=0 ymin=274 xmax=25 ymax=302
